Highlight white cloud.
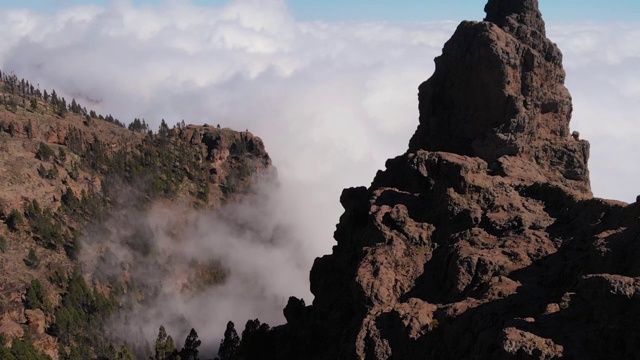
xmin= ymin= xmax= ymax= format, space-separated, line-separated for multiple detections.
xmin=549 ymin=23 xmax=640 ymax=202
xmin=1 ymin=0 xmax=638 ymax=348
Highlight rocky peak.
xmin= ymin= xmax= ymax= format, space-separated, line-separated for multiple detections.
xmin=408 ymin=0 xmax=589 ymax=195
xmin=484 ymin=0 xmax=546 ymax=36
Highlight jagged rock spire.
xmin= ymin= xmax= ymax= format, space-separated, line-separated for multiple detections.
xmin=408 ymin=0 xmax=590 ymax=195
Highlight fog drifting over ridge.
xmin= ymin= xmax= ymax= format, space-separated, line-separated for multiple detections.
xmin=1 ymin=0 xmax=638 ymax=348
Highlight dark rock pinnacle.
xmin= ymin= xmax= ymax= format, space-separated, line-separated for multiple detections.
xmin=408 ymin=0 xmax=590 ymax=195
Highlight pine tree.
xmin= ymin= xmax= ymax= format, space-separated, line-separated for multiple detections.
xmin=164 ymin=335 xmax=177 ymax=360
xmin=218 ymin=321 xmax=240 ymax=360
xmin=7 ymin=121 xmax=15 ymax=137
xmin=70 ymin=98 xmax=80 ymax=114
xmin=117 ymin=343 xmax=135 ymax=360
xmin=26 ymin=248 xmax=39 ymax=269
xmin=180 ymin=328 xmax=201 ymax=360
xmin=6 ymin=209 xmax=23 ymax=231
xmin=51 ymin=89 xmax=58 ymax=105
xmin=155 ymin=325 xmax=168 ymax=360
xmin=26 ymin=119 xmax=34 ymax=139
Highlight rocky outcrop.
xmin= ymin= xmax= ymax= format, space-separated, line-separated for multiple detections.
xmin=247 ymin=0 xmax=640 ymax=359
xmin=24 ymin=309 xmax=46 ymax=335
xmin=0 ymin=315 xmax=24 ymax=342
xmin=408 ymin=0 xmax=590 ymax=196
xmin=181 ymin=125 xmax=274 ymax=204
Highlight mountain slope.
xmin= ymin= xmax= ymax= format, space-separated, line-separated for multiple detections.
xmin=0 ymin=71 xmax=274 ymax=358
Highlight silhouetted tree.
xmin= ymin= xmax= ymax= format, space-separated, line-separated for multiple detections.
xmin=51 ymin=89 xmax=58 ymax=105
xmin=70 ymin=98 xmax=80 ymax=114
xmin=239 ymin=319 xmax=272 ymax=359
xmin=218 ymin=321 xmax=240 ymax=360
xmin=180 ymin=328 xmax=201 ymax=360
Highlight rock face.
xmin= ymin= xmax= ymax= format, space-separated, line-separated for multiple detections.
xmin=251 ymin=0 xmax=640 ymax=359
xmin=409 ymin=0 xmax=589 ymax=195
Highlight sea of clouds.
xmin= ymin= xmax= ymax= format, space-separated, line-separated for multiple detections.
xmin=0 ymin=0 xmax=638 ymax=352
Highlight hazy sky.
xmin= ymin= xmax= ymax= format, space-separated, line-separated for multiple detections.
xmin=2 ymin=0 xmax=640 ymax=22
xmin=0 ymin=0 xmax=638 ymax=347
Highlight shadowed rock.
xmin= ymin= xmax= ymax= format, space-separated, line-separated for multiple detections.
xmin=408 ymin=0 xmax=589 ymax=195
xmin=237 ymin=1 xmax=640 ymax=359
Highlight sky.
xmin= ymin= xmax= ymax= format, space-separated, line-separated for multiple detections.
xmin=0 ymin=0 xmax=638 ymax=350
xmin=1 ymin=0 xmax=640 ymax=22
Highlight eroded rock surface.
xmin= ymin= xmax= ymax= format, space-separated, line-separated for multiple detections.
xmin=249 ymin=0 xmax=640 ymax=359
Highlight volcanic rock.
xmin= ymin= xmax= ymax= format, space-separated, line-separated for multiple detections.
xmin=24 ymin=309 xmax=46 ymax=335
xmin=408 ymin=0 xmax=589 ymax=195
xmin=246 ymin=0 xmax=640 ymax=359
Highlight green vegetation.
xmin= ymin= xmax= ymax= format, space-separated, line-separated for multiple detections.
xmin=26 ymin=119 xmax=33 ymax=139
xmin=0 ymin=337 xmax=52 ymax=360
xmin=0 ymin=70 xmax=268 ymax=358
xmin=54 ymin=269 xmax=119 ymax=358
xmin=26 ymin=247 xmax=39 ymax=268
xmin=36 ymin=141 xmax=55 ymax=161
xmin=25 ymin=199 xmax=67 ymax=249
xmin=154 ymin=326 xmax=202 ymax=360
xmin=25 ymin=278 xmax=52 ymax=312
xmin=0 ymin=120 xmax=16 ymax=137
xmin=154 ymin=326 xmax=177 ymax=360
xmin=57 ymin=146 xmax=67 ymax=162
xmin=37 ymin=163 xmax=59 ymax=179
xmin=6 ymin=209 xmax=23 ymax=231
xmin=7 ymin=121 xmax=15 ymax=137
xmin=128 ymin=118 xmax=149 ymax=132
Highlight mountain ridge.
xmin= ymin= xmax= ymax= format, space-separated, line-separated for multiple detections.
xmin=0 ymin=70 xmax=274 ymax=359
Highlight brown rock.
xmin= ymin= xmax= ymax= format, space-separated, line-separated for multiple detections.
xmin=25 ymin=309 xmax=46 ymax=335
xmin=408 ymin=0 xmax=589 ymax=196
xmin=240 ymin=1 xmax=640 ymax=359
xmin=501 ymin=327 xmax=563 ymax=359
xmin=0 ymin=316 xmax=24 ymax=342
xmin=31 ymin=334 xmax=59 ymax=360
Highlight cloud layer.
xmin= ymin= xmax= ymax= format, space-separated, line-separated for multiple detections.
xmin=1 ymin=0 xmax=638 ymax=349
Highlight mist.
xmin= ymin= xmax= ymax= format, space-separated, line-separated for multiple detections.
xmin=0 ymin=0 xmax=638 ymax=351
xmin=81 ymin=180 xmax=312 ymax=353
